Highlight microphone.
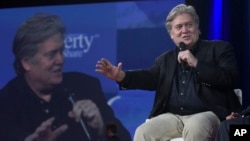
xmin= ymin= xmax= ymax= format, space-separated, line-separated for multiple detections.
xmin=178 ymin=42 xmax=187 ymax=70
xmin=179 ymin=42 xmax=186 ymax=51
xmin=68 ymin=93 xmax=92 ymax=141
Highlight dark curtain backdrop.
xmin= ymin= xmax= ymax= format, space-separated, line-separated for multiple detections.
xmin=187 ymin=0 xmax=250 ymax=108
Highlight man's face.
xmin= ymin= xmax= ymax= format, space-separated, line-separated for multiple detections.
xmin=170 ymin=13 xmax=200 ymax=48
xmin=23 ymin=33 xmax=65 ymax=87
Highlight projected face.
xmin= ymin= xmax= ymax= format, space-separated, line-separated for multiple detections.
xmin=22 ymin=33 xmax=65 ymax=88
xmin=170 ymin=13 xmax=200 ymax=49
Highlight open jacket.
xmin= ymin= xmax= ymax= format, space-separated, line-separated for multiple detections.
xmin=120 ymin=39 xmax=242 ymax=121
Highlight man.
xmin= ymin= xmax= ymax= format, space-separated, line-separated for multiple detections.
xmin=0 ymin=13 xmax=131 ymax=141
xmin=95 ymin=4 xmax=241 ymax=141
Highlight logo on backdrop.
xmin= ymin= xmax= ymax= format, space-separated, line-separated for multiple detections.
xmin=64 ymin=33 xmax=100 ymax=58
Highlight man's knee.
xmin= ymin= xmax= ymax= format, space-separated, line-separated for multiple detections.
xmin=183 ymin=112 xmax=220 ymax=141
xmin=135 ymin=123 xmax=150 ymax=136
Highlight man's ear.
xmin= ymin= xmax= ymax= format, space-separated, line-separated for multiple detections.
xmin=170 ymin=31 xmax=174 ymax=39
xmin=170 ymin=35 xmax=174 ymax=39
xmin=21 ymin=59 xmax=31 ymax=71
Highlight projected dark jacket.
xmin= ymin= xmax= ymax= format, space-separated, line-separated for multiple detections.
xmin=0 ymin=72 xmax=131 ymax=141
xmin=119 ymin=39 xmax=242 ymax=121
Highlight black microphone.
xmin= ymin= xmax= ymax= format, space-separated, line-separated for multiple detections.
xmin=68 ymin=92 xmax=92 ymax=141
xmin=179 ymin=42 xmax=187 ymax=70
xmin=179 ymin=42 xmax=186 ymax=52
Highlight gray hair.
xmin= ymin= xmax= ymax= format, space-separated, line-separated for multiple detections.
xmin=165 ymin=4 xmax=199 ymax=33
xmin=12 ymin=12 xmax=66 ymax=75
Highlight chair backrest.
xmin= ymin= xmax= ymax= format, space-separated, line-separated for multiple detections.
xmin=234 ymin=88 xmax=242 ymax=105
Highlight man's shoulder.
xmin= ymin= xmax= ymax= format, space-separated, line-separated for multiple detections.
xmin=155 ymin=49 xmax=176 ymax=62
xmin=62 ymin=72 xmax=99 ymax=83
xmin=199 ymin=39 xmax=231 ymax=46
xmin=1 ymin=76 xmax=20 ymax=92
xmin=0 ymin=76 xmax=22 ymax=98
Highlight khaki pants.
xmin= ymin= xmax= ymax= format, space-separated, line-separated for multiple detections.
xmin=134 ymin=111 xmax=220 ymax=141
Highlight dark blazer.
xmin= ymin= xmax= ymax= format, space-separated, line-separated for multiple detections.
xmin=120 ymin=39 xmax=242 ymax=121
xmin=0 ymin=72 xmax=131 ymax=141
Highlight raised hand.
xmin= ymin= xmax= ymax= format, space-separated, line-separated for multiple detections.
xmin=178 ymin=50 xmax=198 ymax=68
xmin=95 ymin=58 xmax=125 ymax=82
xmin=24 ymin=117 xmax=68 ymax=141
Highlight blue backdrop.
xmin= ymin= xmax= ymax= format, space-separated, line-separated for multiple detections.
xmin=0 ymin=0 xmax=184 ymax=137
